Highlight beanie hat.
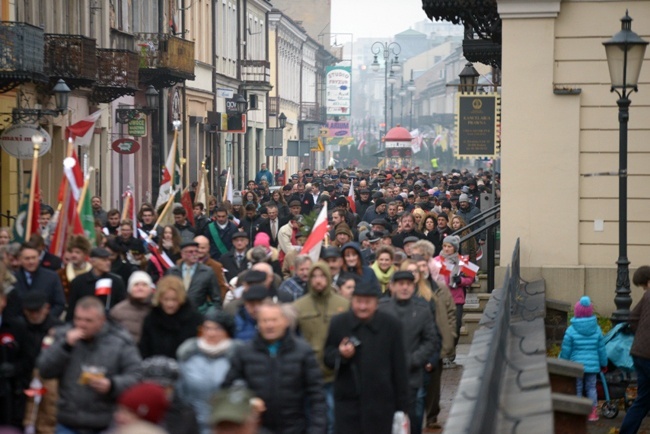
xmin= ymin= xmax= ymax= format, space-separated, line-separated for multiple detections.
xmin=459 ymin=193 xmax=469 ymax=203
xmin=574 ymin=296 xmax=594 ymax=318
xmin=203 ymin=308 xmax=236 ymax=337
xmin=441 ymin=201 xmax=452 ymax=209
xmin=254 ymin=232 xmax=271 ymax=248
xmin=443 ymin=235 xmax=460 ymax=252
xmin=335 ymin=223 xmax=353 ymax=238
xmin=118 ymin=382 xmax=170 ymax=424
xmin=127 ymin=271 xmax=154 ymax=294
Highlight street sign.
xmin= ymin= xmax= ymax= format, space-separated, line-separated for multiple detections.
xmin=128 ymin=116 xmax=147 ymax=137
xmin=111 ymin=138 xmax=141 ymax=155
xmin=310 ymin=137 xmax=324 ymax=152
xmin=217 ymin=88 xmax=234 ymax=99
xmin=0 ymin=124 xmax=52 ymax=159
xmin=287 ymin=140 xmax=311 ymax=157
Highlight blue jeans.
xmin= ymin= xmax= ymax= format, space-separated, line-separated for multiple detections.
xmin=621 ymin=356 xmax=650 ymax=433
xmin=577 ymin=373 xmax=598 ymax=407
xmin=323 ymin=382 xmax=334 ymax=434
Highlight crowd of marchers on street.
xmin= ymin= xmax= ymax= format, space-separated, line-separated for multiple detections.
xmin=0 ymin=164 xmax=504 ymax=434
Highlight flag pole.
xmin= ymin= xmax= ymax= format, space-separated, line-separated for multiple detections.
xmin=151 ymin=188 xmax=177 ymax=237
xmin=77 ymin=167 xmax=95 ymax=215
xmin=121 ymin=189 xmax=130 ymax=222
xmin=26 ymin=134 xmax=43 ymax=241
xmin=222 ymin=167 xmax=230 ymax=203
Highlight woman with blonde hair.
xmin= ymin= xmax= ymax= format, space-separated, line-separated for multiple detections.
xmin=0 ymin=227 xmax=11 ymax=246
xmin=412 ymin=208 xmax=427 ymax=232
xmin=139 ymin=275 xmax=203 ymax=359
xmin=450 ymin=215 xmax=478 ymax=263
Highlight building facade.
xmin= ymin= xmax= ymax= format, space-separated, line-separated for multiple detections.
xmin=497 ymin=0 xmax=650 ymax=314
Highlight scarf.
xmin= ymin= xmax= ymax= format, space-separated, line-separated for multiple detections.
xmin=66 ymin=262 xmax=92 ymax=283
xmin=441 ymin=251 xmax=461 ymax=276
xmin=371 ymin=261 xmax=395 ymax=293
xmin=197 ymin=338 xmax=232 ymax=357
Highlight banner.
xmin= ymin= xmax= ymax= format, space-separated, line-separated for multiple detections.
xmin=326 ymin=66 xmax=352 ymax=116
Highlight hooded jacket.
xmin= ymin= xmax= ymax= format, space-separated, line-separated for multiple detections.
xmin=340 ymin=242 xmax=381 ymax=289
xmin=293 ymin=262 xmax=350 ymax=383
xmin=559 ymin=316 xmax=607 ymax=374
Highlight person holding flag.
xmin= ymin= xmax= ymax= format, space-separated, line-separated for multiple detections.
xmin=201 ymin=206 xmax=238 ymax=260
xmin=66 ymin=247 xmax=127 ymax=321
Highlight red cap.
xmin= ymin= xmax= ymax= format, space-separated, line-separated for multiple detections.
xmin=118 ymin=382 xmax=170 ymax=424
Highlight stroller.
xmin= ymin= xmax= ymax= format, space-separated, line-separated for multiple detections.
xmin=596 ymin=323 xmax=635 ymax=419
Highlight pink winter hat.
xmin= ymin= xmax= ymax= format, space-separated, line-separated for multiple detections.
xmin=254 ymin=232 xmax=271 ymax=248
xmin=574 ymin=296 xmax=594 ymax=318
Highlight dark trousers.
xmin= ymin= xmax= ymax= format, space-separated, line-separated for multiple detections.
xmin=408 ymin=387 xmax=422 ymax=434
xmin=425 ymin=359 xmax=443 ymax=422
xmin=621 ymin=355 xmax=650 ymax=433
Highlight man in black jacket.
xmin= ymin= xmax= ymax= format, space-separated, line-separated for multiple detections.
xmin=6 ymin=243 xmax=66 ymax=320
xmin=392 ymin=213 xmax=425 ymax=249
xmin=202 ymin=206 xmax=239 ymax=260
xmin=219 ymin=233 xmax=251 ymax=282
xmin=223 ymin=301 xmax=326 ymax=434
xmin=378 ymin=271 xmax=440 ymax=434
xmin=324 ymin=281 xmax=409 ymax=434
xmin=66 ymin=247 xmax=127 ymax=321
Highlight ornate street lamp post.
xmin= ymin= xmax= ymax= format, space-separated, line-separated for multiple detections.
xmin=603 ymin=11 xmax=648 ymax=323
xmin=371 ymin=41 xmax=401 ymax=139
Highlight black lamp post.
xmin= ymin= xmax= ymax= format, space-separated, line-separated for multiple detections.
xmin=603 ymin=11 xmax=648 ymax=323
xmin=371 ymin=41 xmax=401 ymax=138
xmin=459 ymin=62 xmax=480 ymax=93
xmin=233 ymin=93 xmax=248 ymax=114
xmin=5 ymin=79 xmax=71 ymax=124
xmin=278 ymin=112 xmax=287 ymax=129
xmin=115 ymin=85 xmax=159 ymax=124
xmin=407 ymin=70 xmax=416 ymax=130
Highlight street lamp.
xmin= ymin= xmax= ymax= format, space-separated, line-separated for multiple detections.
xmin=278 ymin=112 xmax=287 ymax=129
xmin=407 ymin=70 xmax=416 ymax=130
xmin=115 ymin=85 xmax=159 ymax=124
xmin=233 ymin=93 xmax=248 ymax=114
xmin=603 ymin=11 xmax=648 ymax=323
xmin=4 ymin=79 xmax=71 ymax=124
xmin=459 ymin=62 xmax=480 ymax=93
xmin=371 ymin=41 xmax=401 ymax=139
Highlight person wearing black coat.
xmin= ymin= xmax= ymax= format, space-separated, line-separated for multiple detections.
xmin=139 ymin=276 xmax=203 ymax=359
xmin=6 ymin=244 xmax=66 ymax=320
xmin=392 ymin=214 xmax=425 ymax=249
xmin=202 ymin=209 xmax=240 ymax=260
xmin=65 ymin=248 xmax=127 ymax=322
xmin=223 ymin=302 xmax=326 ymax=434
xmin=219 ymin=233 xmax=251 ymax=282
xmin=378 ymin=271 xmax=440 ymax=434
xmin=324 ymin=283 xmax=409 ymax=434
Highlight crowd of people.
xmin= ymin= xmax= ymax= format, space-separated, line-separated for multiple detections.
xmin=0 ymin=165 xmax=500 ymax=434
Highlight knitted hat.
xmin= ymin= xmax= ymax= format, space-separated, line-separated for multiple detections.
xmin=128 ymin=271 xmax=154 ymax=294
xmin=443 ymin=235 xmax=460 ymax=252
xmin=254 ymin=232 xmax=271 ymax=248
xmin=118 ymin=382 xmax=170 ymax=424
xmin=141 ymin=356 xmax=180 ymax=387
xmin=574 ymin=296 xmax=594 ymax=318
xmin=459 ymin=194 xmax=469 ymax=203
xmin=204 ymin=309 xmax=236 ymax=337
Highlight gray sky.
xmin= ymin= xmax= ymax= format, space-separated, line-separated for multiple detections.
xmin=331 ymin=0 xmax=430 ymax=40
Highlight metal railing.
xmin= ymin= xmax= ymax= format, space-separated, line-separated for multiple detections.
xmin=451 ymin=203 xmax=500 ymax=291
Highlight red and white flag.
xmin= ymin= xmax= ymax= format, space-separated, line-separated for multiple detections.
xmin=347 ymin=182 xmax=356 ymax=213
xmin=460 ymin=257 xmax=480 ymax=279
xmin=66 ymin=111 xmax=101 ymax=148
xmin=300 ymin=202 xmax=328 ymax=262
xmin=357 ymin=139 xmax=366 ymax=152
xmin=63 ymin=153 xmax=84 ymax=201
xmin=95 ymin=278 xmax=113 ymax=296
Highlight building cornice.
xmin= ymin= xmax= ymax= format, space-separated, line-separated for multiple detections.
xmin=497 ymin=0 xmax=561 ymax=19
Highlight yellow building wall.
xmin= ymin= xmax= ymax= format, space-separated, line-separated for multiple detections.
xmin=0 ymin=93 xmax=18 ymax=219
xmin=498 ymin=0 xmax=650 ymax=315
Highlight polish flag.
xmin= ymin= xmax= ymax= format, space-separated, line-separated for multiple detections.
xmin=460 ymin=257 xmax=480 ymax=279
xmin=95 ymin=278 xmax=113 ymax=296
xmin=66 ymin=111 xmax=102 ymax=148
xmin=63 ymin=154 xmax=84 ymax=201
xmin=357 ymin=139 xmax=366 ymax=152
xmin=300 ymin=202 xmax=328 ymax=262
xmin=347 ymin=182 xmax=356 ymax=213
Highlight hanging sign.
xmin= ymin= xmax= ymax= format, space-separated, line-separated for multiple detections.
xmin=111 ymin=138 xmax=141 ymax=155
xmin=0 ymin=124 xmax=52 ymax=159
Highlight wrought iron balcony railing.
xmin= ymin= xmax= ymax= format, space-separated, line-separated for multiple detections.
xmin=0 ymin=22 xmax=47 ymax=92
xmin=300 ymin=102 xmax=321 ymax=122
xmin=92 ymin=49 xmax=139 ymax=103
xmin=135 ymin=33 xmax=195 ymax=88
xmin=44 ymin=34 xmax=97 ymax=88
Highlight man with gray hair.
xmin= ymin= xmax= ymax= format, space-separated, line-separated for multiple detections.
xmin=38 ymin=296 xmax=142 ymax=434
xmin=277 ymin=255 xmax=312 ymax=302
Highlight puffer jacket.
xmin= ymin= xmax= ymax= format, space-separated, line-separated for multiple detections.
xmin=223 ymin=331 xmax=326 ymax=434
xmin=176 ymin=338 xmax=239 ymax=434
xmin=559 ymin=316 xmax=607 ymax=374
xmin=37 ymin=322 xmax=142 ymax=431
xmin=293 ymin=262 xmax=350 ymax=383
xmin=109 ymin=297 xmax=152 ymax=343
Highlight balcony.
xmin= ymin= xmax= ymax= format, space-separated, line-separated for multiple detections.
xmin=240 ymin=60 xmax=272 ymax=91
xmin=91 ymin=49 xmax=139 ymax=103
xmin=300 ymin=102 xmax=321 ymax=122
xmin=135 ymin=33 xmax=195 ymax=89
xmin=44 ymin=34 xmax=97 ymax=88
xmin=0 ymin=22 xmax=48 ymax=93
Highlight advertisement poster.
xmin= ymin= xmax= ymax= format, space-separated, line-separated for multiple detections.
xmin=326 ymin=66 xmax=352 ymax=116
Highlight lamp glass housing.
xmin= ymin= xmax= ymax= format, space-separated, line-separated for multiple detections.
xmin=145 ymin=85 xmax=159 ymax=110
xmin=278 ymin=112 xmax=287 ymax=129
xmin=603 ymin=12 xmax=648 ymax=89
xmin=391 ymin=56 xmax=401 ymax=72
xmin=52 ymin=79 xmax=70 ymax=112
xmin=371 ymin=56 xmax=380 ymax=72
